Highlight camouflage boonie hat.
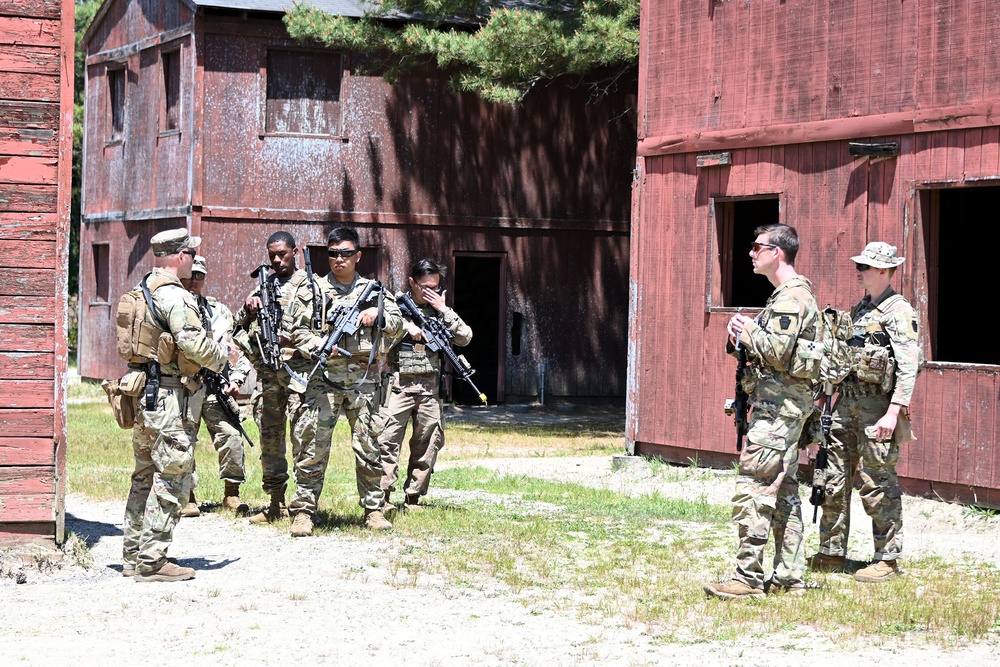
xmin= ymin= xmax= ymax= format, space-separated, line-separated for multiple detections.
xmin=192 ymin=255 xmax=207 ymax=275
xmin=151 ymin=228 xmax=201 ymax=257
xmin=851 ymin=241 xmax=905 ymax=269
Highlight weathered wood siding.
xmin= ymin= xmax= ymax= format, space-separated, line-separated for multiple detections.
xmin=630 ymin=0 xmax=1000 ymax=504
xmin=0 ymin=0 xmax=73 ymax=545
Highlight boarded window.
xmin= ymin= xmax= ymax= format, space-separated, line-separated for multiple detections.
xmin=265 ymin=49 xmax=342 ymax=135
xmin=108 ymin=67 xmax=126 ymax=141
xmin=713 ymin=197 xmax=779 ymax=308
xmin=93 ymin=243 xmax=110 ymax=302
xmin=162 ymin=50 xmax=181 ymax=131
xmin=919 ymin=186 xmax=1000 ymax=365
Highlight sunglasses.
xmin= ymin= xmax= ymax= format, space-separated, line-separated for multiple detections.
xmin=855 ymin=263 xmax=873 ymax=272
xmin=750 ymin=242 xmax=779 ymax=254
xmin=328 ymin=249 xmax=359 ymax=259
xmin=181 ymin=249 xmax=197 ymax=258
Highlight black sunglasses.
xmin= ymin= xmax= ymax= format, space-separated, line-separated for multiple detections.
xmin=181 ymin=249 xmax=197 ymax=258
xmin=855 ymin=263 xmax=873 ymax=272
xmin=328 ymin=249 xmax=359 ymax=259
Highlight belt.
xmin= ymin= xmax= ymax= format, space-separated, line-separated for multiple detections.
xmin=158 ymin=375 xmax=185 ymax=389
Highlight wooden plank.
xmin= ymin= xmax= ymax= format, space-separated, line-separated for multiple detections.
xmin=0 ymin=16 xmax=60 ymax=47
xmin=0 ymin=212 xmax=58 ymax=240
xmin=0 ymin=295 xmax=55 ymax=323
xmin=0 ymin=100 xmax=59 ymax=132
xmin=0 ymin=466 xmax=55 ymax=494
xmin=0 ymin=44 xmax=59 ymax=76
xmin=974 ymin=372 xmax=997 ymax=488
xmin=0 ymin=380 xmax=53 ymax=408
xmin=0 ymin=184 xmax=56 ymax=212
xmin=0 ymin=0 xmax=61 ymax=20
xmin=0 ymin=522 xmax=55 ymax=548
xmin=979 ymin=125 xmax=1000 ymax=179
xmin=0 ymin=439 xmax=52 ymax=465
xmin=0 ymin=493 xmax=54 ymax=523
xmin=0 ymin=241 xmax=55 ymax=269
xmin=0 ymin=268 xmax=55 ymax=296
xmin=0 ymin=124 xmax=58 ymax=157
xmin=0 ymin=71 xmax=58 ymax=103
xmin=0 ymin=156 xmax=57 ymax=185
xmin=0 ymin=409 xmax=53 ymax=438
xmin=0 ymin=324 xmax=55 ymax=351
xmin=0 ymin=352 xmax=53 ymax=378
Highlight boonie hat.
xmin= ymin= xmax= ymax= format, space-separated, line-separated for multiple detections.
xmin=851 ymin=241 xmax=905 ymax=269
xmin=192 ymin=255 xmax=208 ymax=275
xmin=151 ymin=228 xmax=201 ymax=257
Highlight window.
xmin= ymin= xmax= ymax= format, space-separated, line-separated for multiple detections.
xmin=108 ymin=67 xmax=126 ymax=142
xmin=265 ymin=49 xmax=343 ymax=136
xmin=712 ymin=197 xmax=780 ymax=308
xmin=161 ymin=50 xmax=181 ymax=132
xmin=92 ymin=243 xmax=110 ymax=303
xmin=918 ymin=185 xmax=1000 ymax=365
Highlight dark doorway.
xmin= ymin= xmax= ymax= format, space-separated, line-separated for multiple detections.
xmin=452 ymin=254 xmax=505 ymax=404
xmin=924 ymin=185 xmax=1000 ymax=365
xmin=715 ymin=197 xmax=780 ymax=308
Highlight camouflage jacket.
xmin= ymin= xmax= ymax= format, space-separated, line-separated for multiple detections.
xmin=288 ymin=272 xmax=403 ymax=387
xmin=849 ymin=286 xmax=921 ymax=407
xmin=143 ymin=268 xmax=227 ymax=375
xmin=736 ymin=275 xmax=821 ymax=396
xmin=233 ymin=268 xmax=304 ymax=369
xmin=198 ymin=295 xmax=252 ymax=387
xmin=391 ymin=295 xmax=473 ymax=395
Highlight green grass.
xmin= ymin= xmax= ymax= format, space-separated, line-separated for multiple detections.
xmin=67 ymin=401 xmax=1000 ymax=645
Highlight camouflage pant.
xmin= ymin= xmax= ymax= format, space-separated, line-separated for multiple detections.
xmin=287 ymin=379 xmax=387 ymax=515
xmin=123 ymin=383 xmax=203 ymax=573
xmin=731 ymin=388 xmax=812 ymax=590
xmin=199 ymin=395 xmax=246 ymax=484
xmin=252 ymin=366 xmax=300 ymax=496
xmin=818 ymin=394 xmax=903 ymax=561
xmin=378 ymin=389 xmax=444 ymax=500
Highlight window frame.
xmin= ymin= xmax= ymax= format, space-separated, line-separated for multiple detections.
xmin=106 ymin=64 xmax=127 ymax=145
xmin=159 ymin=45 xmax=182 ymax=136
xmin=259 ymin=46 xmax=348 ymax=139
xmin=90 ymin=242 xmax=111 ymax=306
xmin=708 ymin=193 xmax=783 ymax=313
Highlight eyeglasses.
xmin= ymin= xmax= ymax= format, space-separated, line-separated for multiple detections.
xmin=855 ymin=263 xmax=873 ymax=272
xmin=181 ymin=249 xmax=197 ymax=258
xmin=328 ymin=249 xmax=359 ymax=259
xmin=750 ymin=242 xmax=779 ymax=254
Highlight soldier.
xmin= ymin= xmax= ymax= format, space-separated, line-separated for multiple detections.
xmin=808 ymin=242 xmax=920 ymax=582
xmin=285 ymin=226 xmax=402 ymax=536
xmin=121 ymin=228 xmax=236 ymax=582
xmin=233 ymin=231 xmax=306 ymax=525
xmin=704 ymin=224 xmax=820 ymax=599
xmin=179 ymin=255 xmax=253 ymax=516
xmin=378 ymin=259 xmax=472 ymax=512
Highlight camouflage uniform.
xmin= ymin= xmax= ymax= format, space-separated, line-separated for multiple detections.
xmin=730 ymin=275 xmax=820 ymax=591
xmin=123 ymin=268 xmax=228 ymax=575
xmin=818 ymin=285 xmax=920 ymax=562
xmin=378 ymin=297 xmax=472 ymax=504
xmin=233 ymin=270 xmax=307 ymax=498
xmin=287 ymin=272 xmax=403 ymax=515
xmin=196 ymin=294 xmax=252 ymax=484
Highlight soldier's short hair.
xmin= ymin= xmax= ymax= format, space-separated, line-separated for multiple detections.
xmin=327 ymin=226 xmax=360 ymax=249
xmin=755 ymin=223 xmax=799 ymax=265
xmin=267 ymin=231 xmax=296 ymax=248
xmin=410 ymin=258 xmax=446 ymax=280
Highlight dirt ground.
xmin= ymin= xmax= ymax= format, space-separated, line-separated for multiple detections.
xmin=2 ymin=406 xmax=1000 ymax=666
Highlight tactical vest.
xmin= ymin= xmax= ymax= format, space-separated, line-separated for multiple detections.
xmin=115 ymin=272 xmax=174 ymax=364
xmin=396 ymin=340 xmax=441 ymax=376
xmin=850 ymin=294 xmax=906 ymax=393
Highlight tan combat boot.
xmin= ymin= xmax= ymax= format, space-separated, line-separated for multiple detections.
xmin=363 ymin=508 xmax=392 ymax=531
xmin=855 ymin=560 xmax=900 ymax=583
xmin=702 ymin=580 xmax=765 ymax=600
xmin=806 ymin=553 xmax=847 ymax=571
xmin=135 ymin=562 xmax=196 ymax=583
xmin=222 ymin=481 xmax=249 ymax=514
xmin=403 ymin=494 xmax=424 ymax=512
xmin=248 ymin=489 xmax=289 ymax=524
xmin=290 ymin=512 xmax=314 ymax=537
xmin=180 ymin=492 xmax=200 ymax=518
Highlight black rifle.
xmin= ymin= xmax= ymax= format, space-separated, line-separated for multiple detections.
xmin=248 ymin=264 xmax=308 ymax=389
xmin=302 ymin=248 xmax=322 ymax=330
xmin=724 ymin=340 xmax=750 ymax=452
xmin=809 ymin=392 xmax=834 ymax=523
xmin=397 ymin=292 xmax=487 ymax=405
xmin=202 ymin=368 xmax=256 ymax=448
xmin=297 ymin=280 xmax=381 ymax=391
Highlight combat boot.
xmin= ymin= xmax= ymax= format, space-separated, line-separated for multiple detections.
xmin=290 ymin=512 xmax=313 ymax=537
xmin=855 ymin=560 xmax=900 ymax=583
xmin=135 ymin=562 xmax=196 ymax=583
xmin=363 ymin=508 xmax=393 ymax=531
xmin=181 ymin=492 xmax=200 ymax=518
xmin=806 ymin=553 xmax=846 ymax=571
xmin=222 ymin=481 xmax=249 ymax=514
xmin=702 ymin=580 xmax=765 ymax=600
xmin=248 ymin=489 xmax=289 ymax=524
xmin=403 ymin=494 xmax=424 ymax=512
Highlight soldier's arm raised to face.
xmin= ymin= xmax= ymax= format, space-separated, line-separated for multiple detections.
xmin=441 ymin=307 xmax=472 ymax=347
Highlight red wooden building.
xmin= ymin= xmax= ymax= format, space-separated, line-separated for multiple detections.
xmin=0 ymin=0 xmax=74 ymax=545
xmin=78 ymin=0 xmax=635 ymax=404
xmin=629 ymin=0 xmax=1000 ymax=506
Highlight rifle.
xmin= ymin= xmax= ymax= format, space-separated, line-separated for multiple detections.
xmin=296 ymin=280 xmax=381 ymax=392
xmin=809 ymin=388 xmax=834 ymax=523
xmin=723 ymin=341 xmax=750 ymax=452
xmin=302 ymin=248 xmax=322 ymax=330
xmin=248 ymin=264 xmax=308 ymax=390
xmin=203 ymin=368 xmax=257 ymax=448
xmin=397 ymin=292 xmax=487 ymax=405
